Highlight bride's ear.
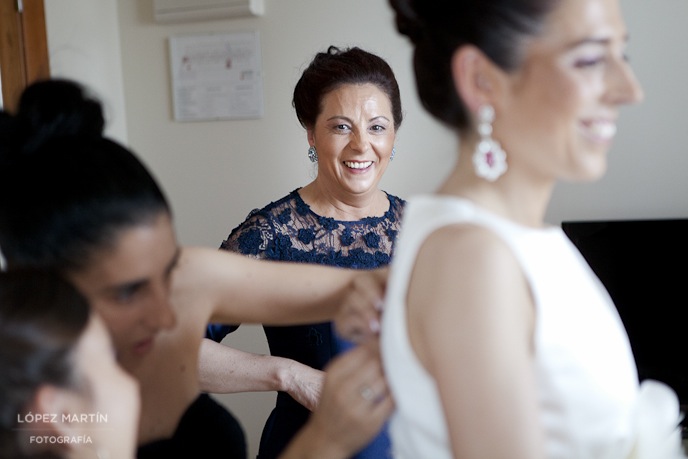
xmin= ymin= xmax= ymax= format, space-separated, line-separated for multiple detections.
xmin=450 ymin=45 xmax=503 ymax=113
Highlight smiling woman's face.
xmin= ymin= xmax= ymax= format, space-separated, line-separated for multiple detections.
xmin=493 ymin=0 xmax=643 ymax=183
xmin=308 ymin=83 xmax=396 ymax=201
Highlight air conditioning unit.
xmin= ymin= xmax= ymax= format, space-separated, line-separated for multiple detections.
xmin=153 ymin=0 xmax=264 ymax=23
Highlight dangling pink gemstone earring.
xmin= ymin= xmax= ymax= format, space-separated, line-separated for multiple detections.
xmin=472 ymin=104 xmax=507 ymax=181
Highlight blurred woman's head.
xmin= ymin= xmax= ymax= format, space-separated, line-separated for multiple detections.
xmin=0 ymin=270 xmax=139 ymax=459
xmin=389 ymin=0 xmax=643 ymax=183
xmin=0 ymin=80 xmax=171 ymax=273
xmin=0 ymin=79 xmax=178 ymax=365
xmin=388 ymin=0 xmax=557 ymax=132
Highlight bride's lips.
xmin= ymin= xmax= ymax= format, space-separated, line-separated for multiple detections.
xmin=580 ymin=119 xmax=617 ymax=143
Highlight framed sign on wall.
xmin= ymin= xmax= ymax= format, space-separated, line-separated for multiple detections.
xmin=168 ymin=30 xmax=264 ymax=122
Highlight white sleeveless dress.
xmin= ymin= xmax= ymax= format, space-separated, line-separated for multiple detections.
xmin=381 ymin=195 xmax=685 ymax=459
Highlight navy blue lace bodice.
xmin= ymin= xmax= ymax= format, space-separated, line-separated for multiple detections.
xmin=221 ymin=189 xmax=403 ymax=266
xmin=206 ymin=189 xmax=404 ymax=459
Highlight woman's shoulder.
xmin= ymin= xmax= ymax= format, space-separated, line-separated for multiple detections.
xmin=358 ymin=191 xmax=404 ymax=228
xmin=241 ymin=189 xmax=301 ymax=222
xmin=220 ymin=190 xmax=304 ymax=254
xmin=385 ymin=191 xmax=406 ymax=206
xmin=397 ymin=195 xmax=523 ymax=278
xmin=384 ymin=191 xmax=406 ymax=213
xmin=226 ymin=190 xmax=300 ymax=233
xmin=423 ymin=222 xmax=517 ymax=268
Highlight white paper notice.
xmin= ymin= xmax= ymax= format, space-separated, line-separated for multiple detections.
xmin=169 ymin=31 xmax=263 ymax=121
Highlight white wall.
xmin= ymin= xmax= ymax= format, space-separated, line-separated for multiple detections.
xmin=45 ymin=0 xmax=688 ymax=456
xmin=44 ymin=0 xmax=128 ymax=142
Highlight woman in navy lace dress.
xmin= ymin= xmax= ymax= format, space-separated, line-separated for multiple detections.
xmin=205 ymin=46 xmax=405 ymax=459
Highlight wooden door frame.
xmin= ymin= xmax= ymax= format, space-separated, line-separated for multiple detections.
xmin=0 ymin=0 xmax=49 ymax=112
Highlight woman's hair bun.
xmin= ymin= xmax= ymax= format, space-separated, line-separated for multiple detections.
xmin=0 ymin=79 xmax=105 ymax=160
xmin=389 ymin=0 xmax=427 ymax=45
xmin=0 ymin=112 xmax=22 ymax=159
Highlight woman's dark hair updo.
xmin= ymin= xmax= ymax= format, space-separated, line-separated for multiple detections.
xmin=0 ymin=79 xmax=171 ymax=273
xmin=292 ymin=46 xmax=403 ymax=131
xmin=389 ymin=0 xmax=558 ymax=131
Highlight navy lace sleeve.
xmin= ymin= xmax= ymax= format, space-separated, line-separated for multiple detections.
xmin=220 ymin=208 xmax=276 ymax=259
xmin=205 ymin=209 xmax=273 ymax=342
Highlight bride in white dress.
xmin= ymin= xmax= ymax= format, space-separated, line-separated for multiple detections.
xmin=376 ymin=0 xmax=687 ymax=457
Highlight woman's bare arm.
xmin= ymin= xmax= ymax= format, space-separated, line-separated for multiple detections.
xmin=198 ymin=338 xmax=324 ymax=411
xmin=175 ymin=247 xmax=380 ymax=327
xmin=175 ymin=247 xmax=351 ymax=324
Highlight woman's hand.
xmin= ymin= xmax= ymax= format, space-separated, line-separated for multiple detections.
xmin=279 ymin=339 xmax=394 ymax=459
xmin=313 ymin=339 xmax=394 ymax=450
xmin=282 ymin=361 xmax=324 ymax=412
xmin=335 ymin=267 xmax=388 ymax=343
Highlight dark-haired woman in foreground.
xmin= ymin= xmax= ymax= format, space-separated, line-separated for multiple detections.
xmin=204 ymin=45 xmax=404 ymax=458
xmin=364 ymin=0 xmax=686 ymax=458
xmin=0 ymin=79 xmax=391 ymax=458
xmin=0 ymin=271 xmax=389 ymax=459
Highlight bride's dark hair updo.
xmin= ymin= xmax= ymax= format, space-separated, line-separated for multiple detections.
xmin=388 ymin=0 xmax=558 ymax=131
